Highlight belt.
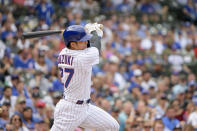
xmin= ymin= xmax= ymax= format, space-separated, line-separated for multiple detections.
xmin=63 ymin=96 xmax=91 ymax=105
xmin=76 ymin=99 xmax=91 ymax=105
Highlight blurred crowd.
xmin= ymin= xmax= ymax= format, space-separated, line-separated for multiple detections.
xmin=0 ymin=0 xmax=197 ymax=131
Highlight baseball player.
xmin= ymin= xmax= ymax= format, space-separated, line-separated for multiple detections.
xmin=50 ymin=24 xmax=120 ymax=131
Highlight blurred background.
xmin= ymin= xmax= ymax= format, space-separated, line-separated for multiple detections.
xmin=0 ymin=0 xmax=197 ymax=131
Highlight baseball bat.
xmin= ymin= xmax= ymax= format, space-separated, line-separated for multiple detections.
xmin=22 ymin=30 xmax=64 ymax=39
xmin=22 ymin=24 xmax=104 ymax=39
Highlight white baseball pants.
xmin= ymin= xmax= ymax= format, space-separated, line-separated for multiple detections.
xmin=50 ymin=99 xmax=119 ymax=131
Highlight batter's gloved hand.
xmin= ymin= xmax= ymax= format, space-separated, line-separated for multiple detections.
xmin=85 ymin=23 xmax=103 ymax=38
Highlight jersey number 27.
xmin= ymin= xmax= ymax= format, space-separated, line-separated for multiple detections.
xmin=59 ymin=67 xmax=74 ymax=88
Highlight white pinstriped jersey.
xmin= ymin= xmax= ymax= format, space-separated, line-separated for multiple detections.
xmin=58 ymin=47 xmax=99 ymax=100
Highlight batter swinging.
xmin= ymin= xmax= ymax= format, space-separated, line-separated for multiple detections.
xmin=50 ymin=23 xmax=119 ymax=131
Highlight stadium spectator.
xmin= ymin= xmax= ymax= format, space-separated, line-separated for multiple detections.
xmin=35 ymin=0 xmax=54 ymax=25
xmin=142 ymin=120 xmax=152 ymax=131
xmin=0 ymin=104 xmax=9 ymax=128
xmin=187 ymin=103 xmax=197 ymax=129
xmin=162 ymin=106 xmax=180 ymax=130
xmin=118 ymin=101 xmax=133 ymax=131
xmin=10 ymin=114 xmax=29 ymax=131
xmin=153 ymin=119 xmax=164 ymax=131
xmin=22 ymin=106 xmax=35 ymax=130
xmin=4 ymin=123 xmax=13 ymax=131
xmin=0 ymin=86 xmax=15 ymax=109
xmin=13 ymin=49 xmax=35 ymax=69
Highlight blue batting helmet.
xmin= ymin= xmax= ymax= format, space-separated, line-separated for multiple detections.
xmin=63 ymin=25 xmax=92 ymax=47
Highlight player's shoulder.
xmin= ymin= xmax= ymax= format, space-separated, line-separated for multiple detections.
xmin=59 ymin=47 xmax=98 ymax=56
xmin=84 ymin=47 xmax=99 ymax=53
xmin=88 ymin=47 xmax=98 ymax=51
xmin=59 ymin=47 xmax=79 ymax=56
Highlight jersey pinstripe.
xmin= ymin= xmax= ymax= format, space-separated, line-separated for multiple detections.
xmin=58 ymin=47 xmax=99 ymax=100
xmin=51 ymin=99 xmax=120 ymax=131
xmin=52 ymin=46 xmax=119 ymax=131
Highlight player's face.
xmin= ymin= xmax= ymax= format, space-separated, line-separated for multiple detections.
xmin=74 ymin=41 xmax=88 ymax=50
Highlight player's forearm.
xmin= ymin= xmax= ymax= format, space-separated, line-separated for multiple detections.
xmin=90 ymin=31 xmax=101 ymax=52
